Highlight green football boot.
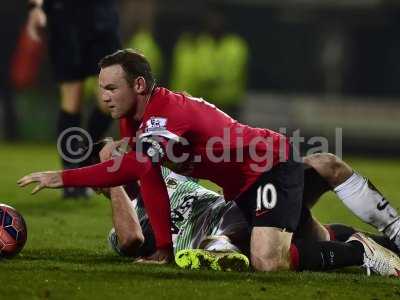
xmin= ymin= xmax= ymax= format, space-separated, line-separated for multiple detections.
xmin=175 ymin=249 xmax=216 ymax=270
xmin=212 ymin=251 xmax=250 ymax=272
xmin=175 ymin=249 xmax=249 ymax=272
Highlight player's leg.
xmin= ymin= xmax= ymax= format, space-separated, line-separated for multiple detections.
xmin=291 ymin=208 xmax=400 ymax=275
xmin=57 ymin=81 xmax=91 ymax=198
xmin=83 ymin=10 xmax=121 ymax=146
xmin=250 ymin=227 xmax=293 ymax=271
xmin=57 ymin=3 xmax=122 ymax=172
xmin=46 ymin=9 xmax=84 ymax=135
xmin=295 ymin=208 xmax=330 ymax=241
xmin=325 ymin=223 xmax=400 ymax=255
xmin=246 ymin=155 xmax=360 ymax=272
xmin=46 ymin=12 xmax=90 ymax=198
xmin=234 ymin=152 xmax=304 ymax=271
xmin=302 ymin=165 xmax=331 ymax=209
xmin=249 ymin=215 xmax=365 ymax=273
xmin=304 ymin=153 xmax=400 ymax=249
xmin=237 ymin=154 xmax=400 ymax=275
xmin=212 ymin=202 xmax=250 ymax=253
xmin=292 ymin=232 xmax=400 ymax=276
xmin=303 ymin=153 xmax=352 ymax=187
xmin=248 ymin=211 xmax=368 ymax=273
xmin=58 ymin=82 xmax=84 ymax=160
xmin=285 ymin=204 xmax=399 ymax=257
xmin=60 ymin=81 xmax=84 ymax=114
xmin=87 ymin=91 xmax=112 ymax=145
xmin=58 ymin=81 xmax=86 ymax=198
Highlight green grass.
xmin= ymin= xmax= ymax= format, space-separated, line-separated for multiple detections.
xmin=1 ymin=143 xmax=400 ymax=299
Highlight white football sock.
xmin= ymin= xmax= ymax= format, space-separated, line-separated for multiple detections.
xmin=334 ymin=172 xmax=400 ymax=239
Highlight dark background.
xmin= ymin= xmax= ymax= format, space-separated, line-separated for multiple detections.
xmin=1 ymin=0 xmax=399 ymax=154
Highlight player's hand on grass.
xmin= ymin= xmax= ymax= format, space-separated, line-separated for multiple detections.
xmin=135 ymin=248 xmax=173 ymax=265
xmin=27 ymin=6 xmax=47 ymax=42
xmin=17 ymin=171 xmax=63 ymax=194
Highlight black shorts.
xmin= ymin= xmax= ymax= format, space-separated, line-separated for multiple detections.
xmin=297 ymin=164 xmax=332 ymax=227
xmin=302 ymin=164 xmax=332 ymax=208
xmin=44 ymin=1 xmax=121 ymax=82
xmin=235 ymin=156 xmax=304 ymax=233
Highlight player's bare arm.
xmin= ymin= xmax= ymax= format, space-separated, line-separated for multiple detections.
xmin=97 ymin=141 xmax=145 ymax=256
xmin=303 ymin=153 xmax=400 ymax=249
xmin=109 ymin=186 xmax=145 ymax=256
xmin=17 ymin=171 xmax=63 ymax=194
xmin=17 ymin=153 xmax=173 ymax=263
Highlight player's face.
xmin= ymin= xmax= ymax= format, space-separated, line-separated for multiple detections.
xmin=99 ymin=65 xmax=137 ymax=119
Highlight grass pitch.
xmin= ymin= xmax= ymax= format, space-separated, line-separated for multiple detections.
xmin=0 ymin=143 xmax=400 ymax=300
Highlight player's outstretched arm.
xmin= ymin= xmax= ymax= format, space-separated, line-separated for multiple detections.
xmin=17 ymin=171 xmax=63 ymax=194
xmin=18 ymin=151 xmax=153 ymax=195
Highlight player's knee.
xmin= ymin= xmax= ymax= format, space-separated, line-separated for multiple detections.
xmin=305 ymin=153 xmax=350 ymax=186
xmin=319 ymin=153 xmax=351 ymax=186
xmin=250 ymin=247 xmax=290 ymax=272
xmin=250 ymin=253 xmax=288 ymax=272
xmin=304 ymin=153 xmax=336 ymax=167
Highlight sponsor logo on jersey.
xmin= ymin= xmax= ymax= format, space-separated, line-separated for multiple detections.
xmin=166 ymin=178 xmax=178 ymax=189
xmin=145 ymin=117 xmax=167 ymax=132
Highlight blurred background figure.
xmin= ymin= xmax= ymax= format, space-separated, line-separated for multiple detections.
xmin=126 ymin=29 xmax=163 ymax=80
xmin=118 ymin=0 xmax=163 ymax=80
xmin=0 ymin=2 xmax=28 ymax=142
xmin=25 ymin=0 xmax=121 ymax=199
xmin=2 ymin=0 xmax=400 ymax=163
xmin=318 ymin=23 xmax=350 ymax=96
xmin=170 ymin=32 xmax=199 ymax=97
xmin=170 ymin=5 xmax=249 ymax=120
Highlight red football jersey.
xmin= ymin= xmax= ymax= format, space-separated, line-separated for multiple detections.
xmin=64 ymin=86 xmax=290 ymax=250
xmin=122 ymin=87 xmax=289 ymax=201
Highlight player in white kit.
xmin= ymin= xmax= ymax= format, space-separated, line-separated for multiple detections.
xmin=108 ymin=167 xmax=250 ymax=271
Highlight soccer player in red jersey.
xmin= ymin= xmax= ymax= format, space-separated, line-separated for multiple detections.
xmin=18 ymin=50 xmax=400 ymax=276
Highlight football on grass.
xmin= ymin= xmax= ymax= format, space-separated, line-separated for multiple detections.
xmin=0 ymin=204 xmax=27 ymax=258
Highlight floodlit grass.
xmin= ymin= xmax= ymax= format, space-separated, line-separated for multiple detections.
xmin=0 ymin=143 xmax=399 ymax=299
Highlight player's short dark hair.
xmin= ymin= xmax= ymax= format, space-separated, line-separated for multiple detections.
xmin=99 ymin=49 xmax=155 ymax=90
